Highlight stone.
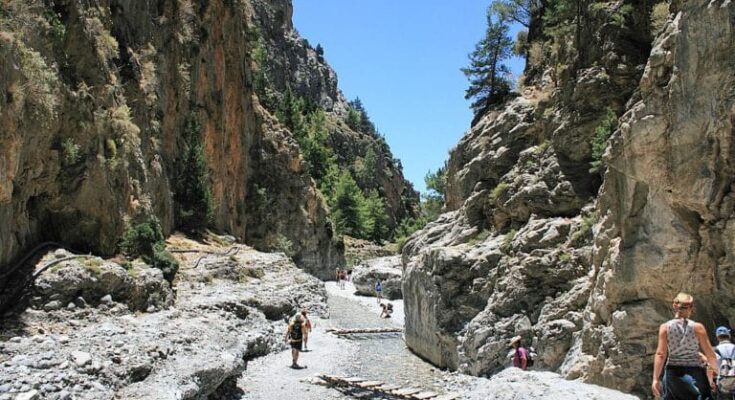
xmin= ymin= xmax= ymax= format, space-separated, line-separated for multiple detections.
xmin=351 ymin=256 xmax=403 ymax=300
xmin=74 ymin=297 xmax=87 ymax=308
xmin=100 ymin=295 xmax=113 ymax=305
xmin=70 ymin=351 xmax=92 ymax=367
xmin=9 ymin=337 xmax=21 ymax=343
xmin=15 ymin=390 xmax=39 ymax=400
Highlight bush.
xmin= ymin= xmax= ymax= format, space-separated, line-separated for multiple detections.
xmin=651 ymin=2 xmax=669 ymax=35
xmin=490 ymin=182 xmax=510 ymax=202
xmin=61 ymin=138 xmax=81 ymax=165
xmin=590 ymin=108 xmax=618 ymax=173
xmin=119 ymin=216 xmax=179 ymax=282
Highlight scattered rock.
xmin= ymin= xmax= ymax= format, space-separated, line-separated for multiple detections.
xmin=70 ymin=351 xmax=92 ymax=367
xmin=100 ymin=295 xmax=113 ymax=305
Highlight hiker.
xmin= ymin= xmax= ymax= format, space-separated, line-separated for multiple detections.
xmin=301 ymin=310 xmax=313 ymax=352
xmin=340 ymin=270 xmax=347 ymax=289
xmin=375 ymin=280 xmax=383 ymax=304
xmin=652 ymin=292 xmax=717 ymax=399
xmin=509 ymin=336 xmax=529 ymax=370
xmin=380 ymin=303 xmax=393 ymax=318
xmin=336 ymin=268 xmax=341 ymax=288
xmin=285 ymin=314 xmax=307 ymax=369
xmin=714 ymin=326 xmax=735 ymax=399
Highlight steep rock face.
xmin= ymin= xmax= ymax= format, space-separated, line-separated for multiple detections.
xmin=403 ymin=0 xmax=652 ymax=383
xmin=562 ymin=0 xmax=735 ymax=393
xmin=250 ymin=0 xmax=420 ymax=229
xmin=0 ymin=0 xmax=342 ymax=281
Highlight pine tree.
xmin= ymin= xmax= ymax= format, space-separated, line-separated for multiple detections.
xmin=461 ymin=9 xmax=514 ymax=115
xmin=362 ymin=190 xmax=388 ymax=242
xmin=175 ymin=116 xmax=214 ymax=235
xmin=331 ymin=171 xmax=365 ymax=237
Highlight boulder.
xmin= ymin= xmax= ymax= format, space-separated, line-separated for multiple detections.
xmin=351 ymin=256 xmax=402 ymax=300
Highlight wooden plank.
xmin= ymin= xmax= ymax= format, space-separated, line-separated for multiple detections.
xmin=343 ymin=377 xmax=366 ymax=383
xmin=393 ymin=388 xmax=422 ymax=396
xmin=432 ymin=394 xmax=460 ymax=400
xmin=377 ymin=384 xmax=401 ymax=391
xmin=413 ymin=392 xmax=438 ymax=399
xmin=356 ymin=380 xmax=384 ymax=388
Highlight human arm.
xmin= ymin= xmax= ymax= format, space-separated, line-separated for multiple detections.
xmin=694 ymin=323 xmax=718 ymax=378
xmin=520 ymin=348 xmax=528 ymax=370
xmin=285 ymin=324 xmax=291 ymax=343
xmin=652 ymin=324 xmax=668 ymax=397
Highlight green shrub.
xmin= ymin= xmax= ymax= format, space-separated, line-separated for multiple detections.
xmin=468 ymin=229 xmax=492 ymax=246
xmin=61 ymin=138 xmax=81 ymax=165
xmin=119 ymin=216 xmax=179 ymax=282
xmin=650 ymin=2 xmax=669 ymax=35
xmin=590 ymin=108 xmax=618 ymax=173
xmin=490 ymin=182 xmax=510 ymax=202
xmin=571 ymin=212 xmax=597 ymax=243
xmin=266 ymin=233 xmax=296 ymax=258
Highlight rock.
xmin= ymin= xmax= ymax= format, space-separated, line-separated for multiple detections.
xmin=0 ymin=384 xmax=11 ymax=393
xmin=100 ymin=295 xmax=113 ymax=305
xmin=15 ymin=390 xmax=40 ymax=400
xmin=74 ymin=297 xmax=87 ymax=308
xmin=351 ymin=256 xmax=403 ymax=300
xmin=70 ymin=351 xmax=92 ymax=367
xmin=53 ymin=249 xmax=67 ymax=259
xmin=66 ymin=303 xmax=76 ymax=310
xmin=10 ymin=337 xmax=21 ymax=343
xmin=55 ymin=391 xmax=71 ymax=400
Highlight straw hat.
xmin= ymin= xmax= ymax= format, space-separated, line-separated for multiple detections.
xmin=509 ymin=335 xmax=522 ymax=346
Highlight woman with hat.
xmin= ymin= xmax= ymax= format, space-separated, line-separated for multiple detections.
xmin=509 ymin=335 xmax=529 ymax=370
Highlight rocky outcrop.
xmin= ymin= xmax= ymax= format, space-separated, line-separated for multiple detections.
xmin=404 ymin=0 xmax=734 ymax=396
xmin=1 ymin=237 xmax=327 ymax=399
xmin=560 ymin=0 xmax=735 ymax=393
xmin=0 ymin=0 xmax=343 ymax=282
xmin=352 ymin=255 xmax=402 ymax=300
xmin=401 ymin=0 xmax=664 ymax=393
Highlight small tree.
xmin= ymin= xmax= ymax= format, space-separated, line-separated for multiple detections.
xmin=362 ymin=190 xmax=388 ymax=242
xmin=490 ymin=0 xmax=539 ymax=27
xmin=315 ymin=43 xmax=324 ymax=59
xmin=175 ymin=116 xmax=214 ymax=235
xmin=423 ymin=166 xmax=446 ymax=222
xmin=331 ymin=171 xmax=365 ymax=237
xmin=461 ymin=9 xmax=514 ymax=115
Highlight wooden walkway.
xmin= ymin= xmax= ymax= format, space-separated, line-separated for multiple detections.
xmin=303 ymin=374 xmax=461 ymax=399
xmin=325 ymin=327 xmax=403 ymax=335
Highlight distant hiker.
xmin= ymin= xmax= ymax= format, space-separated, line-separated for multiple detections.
xmin=375 ymin=280 xmax=383 ymax=304
xmin=714 ymin=326 xmax=735 ymax=399
xmin=285 ymin=314 xmax=307 ymax=369
xmin=652 ymin=292 xmax=717 ymax=399
xmin=380 ymin=303 xmax=393 ymax=318
xmin=340 ymin=270 xmax=347 ymax=289
xmin=509 ymin=336 xmax=529 ymax=370
xmin=336 ymin=268 xmax=341 ymax=287
xmin=301 ymin=310 xmax=313 ymax=352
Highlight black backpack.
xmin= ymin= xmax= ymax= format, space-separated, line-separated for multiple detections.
xmin=290 ymin=321 xmax=303 ymax=341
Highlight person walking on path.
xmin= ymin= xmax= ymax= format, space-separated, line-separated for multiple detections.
xmin=301 ymin=310 xmax=313 ymax=352
xmin=509 ymin=336 xmax=529 ymax=370
xmin=336 ymin=268 xmax=341 ymax=288
xmin=652 ymin=292 xmax=717 ymax=399
xmin=285 ymin=314 xmax=307 ymax=369
xmin=375 ymin=280 xmax=383 ymax=304
xmin=714 ymin=326 xmax=735 ymax=399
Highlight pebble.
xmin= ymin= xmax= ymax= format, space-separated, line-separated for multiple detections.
xmin=32 ymin=336 xmax=45 ymax=343
xmin=100 ymin=295 xmax=113 ymax=305
xmin=55 ymin=391 xmax=71 ymax=400
xmin=16 ymin=390 xmax=39 ymax=400
xmin=53 ymin=249 xmax=67 ymax=259
xmin=58 ymin=336 xmax=69 ymax=344
xmin=74 ymin=297 xmax=87 ymax=308
xmin=44 ymin=301 xmax=63 ymax=311
xmin=10 ymin=337 xmax=22 ymax=343
xmin=0 ymin=384 xmax=11 ymax=393
xmin=66 ymin=303 xmax=76 ymax=310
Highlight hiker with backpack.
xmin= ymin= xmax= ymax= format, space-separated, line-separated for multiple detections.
xmin=285 ymin=314 xmax=307 ymax=369
xmin=652 ymin=292 xmax=718 ymax=399
xmin=375 ymin=280 xmax=383 ymax=304
xmin=714 ymin=326 xmax=735 ymax=399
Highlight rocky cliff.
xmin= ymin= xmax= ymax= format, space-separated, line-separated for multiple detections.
xmin=0 ymin=0 xmax=358 ymax=284
xmin=403 ymin=0 xmax=733 ymax=395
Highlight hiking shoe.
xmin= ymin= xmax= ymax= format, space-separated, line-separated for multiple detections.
xmin=290 ymin=364 xmax=306 ymax=370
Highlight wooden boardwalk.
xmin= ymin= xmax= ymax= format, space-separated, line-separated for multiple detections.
xmin=303 ymin=374 xmax=461 ymax=399
xmin=325 ymin=327 xmax=403 ymax=335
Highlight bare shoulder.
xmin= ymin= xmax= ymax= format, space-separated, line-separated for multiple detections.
xmin=693 ymin=322 xmax=707 ymax=333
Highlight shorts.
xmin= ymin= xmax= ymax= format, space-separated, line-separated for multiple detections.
xmin=663 ymin=365 xmax=712 ymax=400
xmin=290 ymin=340 xmax=302 ymax=351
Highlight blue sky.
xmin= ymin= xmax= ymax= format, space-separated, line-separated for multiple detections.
xmin=292 ymin=1 xmax=525 ymax=193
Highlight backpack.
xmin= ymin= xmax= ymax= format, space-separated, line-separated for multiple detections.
xmin=717 ymin=346 xmax=735 ymax=393
xmin=375 ymin=281 xmax=382 ymax=291
xmin=289 ymin=321 xmax=303 ymax=341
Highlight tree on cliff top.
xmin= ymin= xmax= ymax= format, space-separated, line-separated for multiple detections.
xmin=462 ymin=9 xmax=514 ymax=115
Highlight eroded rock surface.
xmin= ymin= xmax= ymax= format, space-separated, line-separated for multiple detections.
xmin=0 ymin=237 xmax=326 ymax=400
xmin=351 ymin=255 xmax=402 ymax=300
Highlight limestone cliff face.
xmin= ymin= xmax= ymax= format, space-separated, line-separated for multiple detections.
xmin=562 ymin=0 xmax=735 ymax=393
xmin=0 ymin=0 xmax=343 ymax=281
xmin=401 ymin=0 xmax=719 ymax=394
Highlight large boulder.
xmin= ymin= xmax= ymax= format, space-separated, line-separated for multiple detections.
xmin=352 ymin=256 xmax=402 ymax=300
